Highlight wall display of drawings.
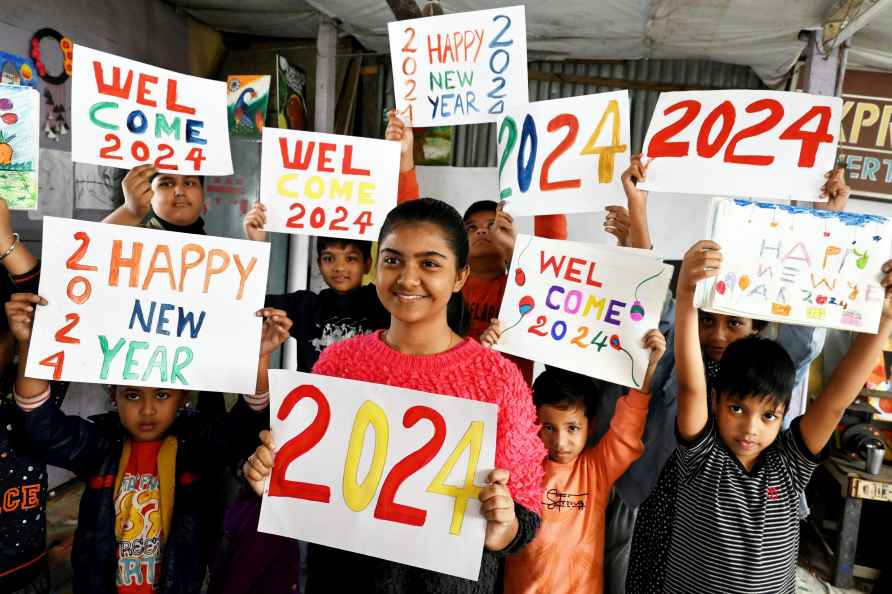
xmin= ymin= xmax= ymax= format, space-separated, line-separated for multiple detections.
xmin=27 ymin=217 xmax=270 ymax=394
xmin=258 ymin=370 xmax=498 ymax=580
xmin=388 ymin=5 xmax=528 ymax=126
xmin=276 ymin=56 xmax=308 ymax=131
xmin=227 ymin=74 xmax=271 ymax=138
xmin=0 ymin=52 xmax=37 ymax=88
xmin=71 ymin=44 xmax=232 ymax=175
xmin=638 ymin=90 xmax=842 ymax=202
xmin=696 ymin=198 xmax=892 ymax=333
xmin=495 ymin=234 xmax=672 ymax=389
xmin=0 ymin=84 xmax=40 ymax=209
xmin=498 ymin=91 xmax=630 ymax=216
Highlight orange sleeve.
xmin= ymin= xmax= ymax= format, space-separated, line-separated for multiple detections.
xmin=589 ymin=389 xmax=650 ymax=490
xmin=533 ymin=214 xmax=568 ymax=240
xmin=397 ymin=167 xmax=420 ymax=204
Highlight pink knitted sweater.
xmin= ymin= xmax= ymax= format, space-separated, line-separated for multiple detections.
xmin=312 ymin=330 xmax=545 ymax=513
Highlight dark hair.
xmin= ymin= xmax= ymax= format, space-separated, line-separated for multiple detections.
xmin=463 ymin=200 xmax=498 ymax=222
xmin=752 ymin=319 xmax=769 ymax=332
xmin=715 ymin=336 xmax=795 ymax=411
xmin=150 ymin=172 xmax=205 ymax=187
xmin=532 ymin=367 xmax=603 ymax=419
xmin=316 ymin=236 xmax=372 ymax=262
xmin=377 ymin=197 xmax=470 ymax=336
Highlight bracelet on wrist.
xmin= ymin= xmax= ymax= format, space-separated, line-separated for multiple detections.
xmin=0 ymin=233 xmax=20 ymax=262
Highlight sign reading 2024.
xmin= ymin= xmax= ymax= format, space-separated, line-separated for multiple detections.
xmin=388 ymin=5 xmax=528 ymax=127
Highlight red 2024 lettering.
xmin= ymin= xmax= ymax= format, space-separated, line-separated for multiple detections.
xmin=646 ymin=98 xmax=834 ymax=167
xmin=269 ymin=384 xmax=484 ymax=536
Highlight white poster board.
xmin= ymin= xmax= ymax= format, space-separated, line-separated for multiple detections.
xmin=696 ymin=198 xmax=892 ymax=333
xmin=259 ymin=128 xmax=399 ymax=241
xmin=71 ymin=44 xmax=232 ymax=175
xmin=498 ymin=91 xmax=630 ymax=216
xmin=639 ymin=90 xmax=841 ymax=201
xmin=258 ymin=370 xmax=498 ymax=580
xmin=388 ymin=5 xmax=528 ymax=127
xmin=27 ymin=217 xmax=269 ymax=393
xmin=495 ymin=234 xmax=672 ymax=389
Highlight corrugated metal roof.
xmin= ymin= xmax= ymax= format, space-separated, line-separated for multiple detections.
xmin=381 ymin=58 xmax=764 ymax=166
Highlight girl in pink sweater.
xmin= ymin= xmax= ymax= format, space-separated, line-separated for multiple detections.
xmin=244 ymin=198 xmax=545 ymax=594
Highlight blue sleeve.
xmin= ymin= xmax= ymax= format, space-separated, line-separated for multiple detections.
xmin=775 ymin=324 xmax=825 ymax=387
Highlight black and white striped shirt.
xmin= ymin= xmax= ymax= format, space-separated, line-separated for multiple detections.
xmin=664 ymin=416 xmax=824 ymax=594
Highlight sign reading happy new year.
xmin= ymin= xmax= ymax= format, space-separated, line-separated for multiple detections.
xmin=388 ymin=5 xmax=528 ymax=127
xmin=258 ymin=370 xmax=497 ymax=580
xmin=498 ymin=91 xmax=630 ymax=216
xmin=639 ymin=90 xmax=842 ymax=202
xmin=696 ymin=198 xmax=892 ymax=333
xmin=259 ymin=127 xmax=399 ymax=241
xmin=495 ymin=235 xmax=672 ymax=389
xmin=71 ymin=44 xmax=232 ymax=175
xmin=27 ymin=217 xmax=269 ymax=394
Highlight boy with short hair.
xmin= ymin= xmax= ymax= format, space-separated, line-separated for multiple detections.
xmin=104 ymin=167 xmax=208 ymax=234
xmin=665 ymin=241 xmax=892 ymax=594
xmin=487 ymin=325 xmax=665 ymax=594
xmin=5 ymin=292 xmax=291 ymax=594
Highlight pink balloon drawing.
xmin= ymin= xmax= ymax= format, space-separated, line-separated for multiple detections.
xmin=628 ymin=268 xmax=667 ymax=323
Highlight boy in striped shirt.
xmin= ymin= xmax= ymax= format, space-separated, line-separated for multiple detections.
xmin=667 ymin=240 xmax=892 ymax=594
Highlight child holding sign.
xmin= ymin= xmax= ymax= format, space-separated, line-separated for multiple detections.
xmin=5 ymin=294 xmax=291 ymax=594
xmin=244 ymin=198 xmax=545 ymax=594
xmin=0 ymin=197 xmax=60 ymax=594
xmin=243 ymin=110 xmax=424 ymax=371
xmin=658 ymin=242 xmax=892 ymax=594
xmin=479 ymin=319 xmax=665 ymax=594
xmin=103 ymin=166 xmax=209 ymax=234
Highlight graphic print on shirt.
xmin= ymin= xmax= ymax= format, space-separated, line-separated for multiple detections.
xmin=543 ymin=488 xmax=589 ymax=511
xmin=311 ymin=317 xmax=373 ymax=354
xmin=115 ymin=472 xmax=162 ymax=592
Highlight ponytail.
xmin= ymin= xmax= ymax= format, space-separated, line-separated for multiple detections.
xmin=447 ymin=291 xmax=470 ymax=337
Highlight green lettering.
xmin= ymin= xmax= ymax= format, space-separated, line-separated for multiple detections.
xmin=99 ymin=336 xmax=127 ymax=380
xmin=122 ymin=341 xmax=149 ymax=380
xmin=89 ymin=101 xmax=119 ymax=131
xmin=171 ymin=347 xmax=193 ymax=385
xmin=154 ymin=113 xmax=181 ymax=140
xmin=141 ymin=347 xmax=169 ymax=383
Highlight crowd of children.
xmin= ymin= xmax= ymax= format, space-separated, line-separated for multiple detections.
xmin=0 ymin=68 xmax=888 ymax=594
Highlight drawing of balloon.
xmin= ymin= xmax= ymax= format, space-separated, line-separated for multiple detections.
xmin=739 ymin=275 xmax=750 ymax=290
xmin=609 ymin=334 xmax=640 ymax=387
xmin=715 ymin=281 xmax=726 ymax=295
xmin=630 ymin=300 xmax=645 ymax=321
xmin=518 ymin=295 xmax=534 ymax=315
xmin=0 ymin=99 xmax=12 ymax=110
xmin=515 ymin=268 xmax=526 ymax=286
xmin=1 ymin=113 xmax=17 ymax=124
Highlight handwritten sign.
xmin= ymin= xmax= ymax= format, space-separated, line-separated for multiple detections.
xmin=258 ymin=370 xmax=497 ymax=580
xmin=0 ymin=84 xmax=39 ymax=209
xmin=71 ymin=44 xmax=232 ymax=175
xmin=259 ymin=127 xmax=399 ymax=240
xmin=639 ymin=90 xmax=841 ymax=201
xmin=388 ymin=5 xmax=528 ymax=127
xmin=498 ymin=91 xmax=630 ymax=216
xmin=696 ymin=198 xmax=892 ymax=332
xmin=495 ymin=235 xmax=672 ymax=388
xmin=26 ymin=217 xmax=269 ymax=393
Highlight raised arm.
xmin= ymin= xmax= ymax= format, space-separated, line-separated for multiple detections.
xmin=674 ymin=241 xmax=723 ymax=441
xmin=102 ymin=164 xmax=156 ymax=226
xmin=799 ymin=260 xmax=892 ymax=455
xmin=0 ymin=198 xmax=38 ymax=276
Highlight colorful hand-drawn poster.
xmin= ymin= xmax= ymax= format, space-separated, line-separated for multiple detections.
xmin=258 ymin=370 xmax=497 ymax=580
xmin=498 ymin=91 xmax=630 ymax=216
xmin=227 ymin=74 xmax=271 ymax=137
xmin=0 ymin=52 xmax=38 ymax=88
xmin=0 ymin=84 xmax=39 ymax=209
xmin=275 ymin=56 xmax=308 ymax=131
xmin=696 ymin=198 xmax=892 ymax=333
xmin=495 ymin=235 xmax=672 ymax=389
xmin=638 ymin=90 xmax=842 ymax=201
xmin=259 ymin=127 xmax=399 ymax=241
xmin=26 ymin=217 xmax=270 ymax=393
xmin=388 ymin=5 xmax=528 ymax=127
xmin=71 ymin=44 xmax=233 ymax=175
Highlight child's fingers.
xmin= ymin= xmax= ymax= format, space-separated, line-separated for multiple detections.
xmin=256 ymin=307 xmax=288 ymax=318
xmin=259 ymin=429 xmax=277 ymax=451
xmin=881 ymin=260 xmax=892 ymax=287
xmin=486 ymin=468 xmax=510 ymax=486
xmin=9 ymin=293 xmax=48 ymax=306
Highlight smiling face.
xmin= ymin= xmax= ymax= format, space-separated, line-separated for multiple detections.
xmin=464 ymin=210 xmax=502 ymax=262
xmin=537 ymin=403 xmax=591 ymax=464
xmin=376 ymin=222 xmax=469 ymax=326
xmin=713 ymin=392 xmax=785 ymax=470
xmin=698 ymin=311 xmax=758 ymax=361
xmin=115 ymin=386 xmax=186 ymax=442
xmin=318 ymin=243 xmax=371 ymax=294
xmin=151 ymin=174 xmax=204 ymax=226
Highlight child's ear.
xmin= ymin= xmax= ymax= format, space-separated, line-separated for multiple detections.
xmin=363 ymin=258 xmax=373 ymax=275
xmin=453 ymin=264 xmax=471 ymax=292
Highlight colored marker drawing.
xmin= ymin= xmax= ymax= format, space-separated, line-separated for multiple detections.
xmin=0 ymin=84 xmax=39 ymax=209
xmin=697 ymin=197 xmax=892 ymax=333
xmin=497 ymin=234 xmax=672 ymax=389
xmin=227 ymin=75 xmax=271 ymax=137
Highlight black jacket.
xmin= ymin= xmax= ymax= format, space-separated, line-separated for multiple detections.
xmin=17 ymin=392 xmax=266 ymax=594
